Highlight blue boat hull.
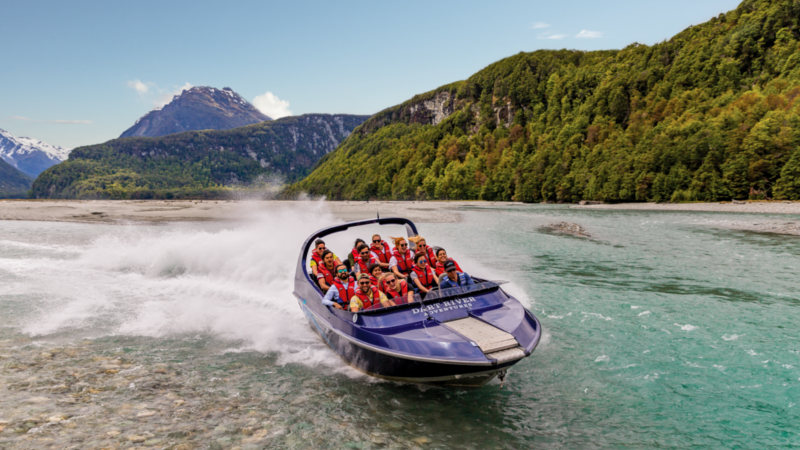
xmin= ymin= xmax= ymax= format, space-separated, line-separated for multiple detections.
xmin=293 ymin=217 xmax=542 ymax=387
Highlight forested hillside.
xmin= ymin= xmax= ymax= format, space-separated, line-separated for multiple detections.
xmin=33 ymin=114 xmax=367 ymax=199
xmin=291 ymin=0 xmax=800 ymax=202
xmin=0 ymin=158 xmax=32 ymax=197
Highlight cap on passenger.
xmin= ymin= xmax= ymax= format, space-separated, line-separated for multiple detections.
xmin=444 ymin=260 xmax=457 ymax=272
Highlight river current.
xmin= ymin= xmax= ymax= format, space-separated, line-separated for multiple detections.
xmin=1 ymin=202 xmax=798 ymax=448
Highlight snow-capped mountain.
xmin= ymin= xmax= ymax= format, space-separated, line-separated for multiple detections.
xmin=120 ymin=86 xmax=271 ymax=138
xmin=0 ymin=128 xmax=70 ymax=177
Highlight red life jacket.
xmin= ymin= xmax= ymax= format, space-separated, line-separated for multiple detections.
xmin=355 ymin=256 xmax=379 ymax=274
xmin=392 ymin=248 xmax=415 ymax=275
xmin=417 ymin=246 xmax=436 ymax=265
xmin=383 ymin=279 xmax=410 ymax=304
xmin=370 ymin=274 xmax=381 ymax=289
xmin=370 ymin=240 xmax=391 ymax=263
xmin=310 ymin=251 xmax=324 ymax=268
xmin=412 ymin=265 xmax=436 ymax=289
xmin=434 ymin=258 xmax=462 ymax=276
xmin=353 ymin=286 xmax=382 ymax=310
xmin=331 ymin=277 xmax=355 ymax=306
xmin=316 ymin=263 xmax=336 ymax=287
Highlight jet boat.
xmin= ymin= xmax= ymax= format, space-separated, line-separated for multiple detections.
xmin=293 ymin=217 xmax=541 ymax=386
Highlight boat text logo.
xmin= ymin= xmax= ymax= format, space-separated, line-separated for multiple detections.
xmin=411 ymin=297 xmax=476 ymax=315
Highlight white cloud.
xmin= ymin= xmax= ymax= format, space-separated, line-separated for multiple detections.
xmin=531 ymin=21 xmax=550 ymax=29
xmin=52 ymin=119 xmax=92 ymax=125
xmin=539 ymin=33 xmax=567 ymax=40
xmin=252 ymin=91 xmax=292 ymax=119
xmin=127 ymin=79 xmax=150 ymax=94
xmin=576 ymin=29 xmax=603 ymax=39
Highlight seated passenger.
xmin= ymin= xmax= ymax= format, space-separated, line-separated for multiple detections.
xmin=321 ymin=264 xmax=355 ymax=310
xmin=369 ymin=234 xmax=391 ymax=269
xmin=353 ymin=244 xmax=380 ymax=275
xmin=316 ymin=250 xmax=338 ymax=291
xmin=381 ymin=273 xmax=414 ymax=305
xmin=433 ymin=247 xmax=463 ymax=276
xmin=309 ymin=239 xmax=341 ymax=277
xmin=389 ymin=237 xmax=415 ymax=282
xmin=350 ymin=274 xmax=394 ymax=312
xmin=409 ymin=236 xmax=436 ymax=265
xmin=438 ymin=260 xmax=475 ymax=289
xmin=347 ymin=238 xmax=367 ymax=270
xmin=368 ymin=263 xmax=384 ymax=289
xmin=410 ymin=252 xmax=439 ymax=296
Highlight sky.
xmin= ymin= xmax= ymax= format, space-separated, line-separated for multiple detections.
xmin=1 ymin=0 xmax=743 ymax=149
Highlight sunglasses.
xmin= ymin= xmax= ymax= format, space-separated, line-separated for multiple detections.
xmin=360 ymin=252 xmax=369 ymax=256
xmin=337 ymin=269 xmax=348 ymax=274
xmin=399 ymin=243 xmax=407 ymax=247
xmin=359 ymin=281 xmax=370 ymax=286
xmin=418 ymin=259 xmax=426 ymax=264
xmin=386 ymin=279 xmax=396 ymax=284
xmin=372 ymin=239 xmax=381 ymax=243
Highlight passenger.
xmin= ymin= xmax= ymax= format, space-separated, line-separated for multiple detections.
xmin=369 ymin=234 xmax=391 ymax=269
xmin=433 ymin=247 xmax=463 ymax=276
xmin=321 ymin=264 xmax=355 ymax=310
xmin=347 ymin=238 xmax=367 ymax=270
xmin=381 ymin=273 xmax=414 ymax=305
xmin=368 ymin=263 xmax=384 ymax=289
xmin=316 ymin=250 xmax=338 ymax=291
xmin=409 ymin=236 xmax=437 ymax=265
xmin=438 ymin=260 xmax=475 ymax=289
xmin=309 ymin=239 xmax=341 ymax=277
xmin=389 ymin=237 xmax=415 ymax=281
xmin=410 ymin=252 xmax=440 ymax=296
xmin=353 ymin=243 xmax=380 ymax=275
xmin=350 ymin=274 xmax=394 ymax=312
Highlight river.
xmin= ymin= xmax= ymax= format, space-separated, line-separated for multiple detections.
xmin=1 ymin=202 xmax=798 ymax=448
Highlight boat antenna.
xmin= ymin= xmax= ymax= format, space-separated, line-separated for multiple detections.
xmin=376 ymin=212 xmax=380 ymax=219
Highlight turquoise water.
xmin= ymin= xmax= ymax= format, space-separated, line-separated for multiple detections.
xmin=1 ymin=203 xmax=798 ymax=448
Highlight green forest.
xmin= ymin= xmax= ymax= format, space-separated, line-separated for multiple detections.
xmin=32 ymin=114 xmax=366 ymax=199
xmin=290 ymin=0 xmax=800 ymax=202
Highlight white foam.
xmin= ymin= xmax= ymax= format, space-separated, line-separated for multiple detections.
xmin=10 ymin=202 xmax=354 ymax=369
xmin=674 ymin=323 xmax=697 ymax=331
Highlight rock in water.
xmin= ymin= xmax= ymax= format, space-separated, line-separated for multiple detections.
xmin=541 ymin=222 xmax=592 ymax=238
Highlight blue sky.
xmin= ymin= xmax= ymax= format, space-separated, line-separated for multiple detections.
xmin=1 ymin=0 xmax=742 ymax=148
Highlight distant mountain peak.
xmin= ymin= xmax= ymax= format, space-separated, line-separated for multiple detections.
xmin=120 ymin=85 xmax=271 ymax=138
xmin=0 ymin=128 xmax=69 ymax=177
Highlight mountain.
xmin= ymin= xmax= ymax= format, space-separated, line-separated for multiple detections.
xmin=290 ymin=0 xmax=800 ymax=202
xmin=0 ymin=128 xmax=70 ymax=177
xmin=120 ymin=86 xmax=271 ymax=138
xmin=0 ymin=157 xmax=32 ymax=197
xmin=32 ymin=114 xmax=369 ymax=199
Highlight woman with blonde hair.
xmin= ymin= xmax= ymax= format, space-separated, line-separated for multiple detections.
xmin=408 ymin=235 xmax=436 ymax=264
xmin=389 ymin=236 xmax=415 ymax=281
